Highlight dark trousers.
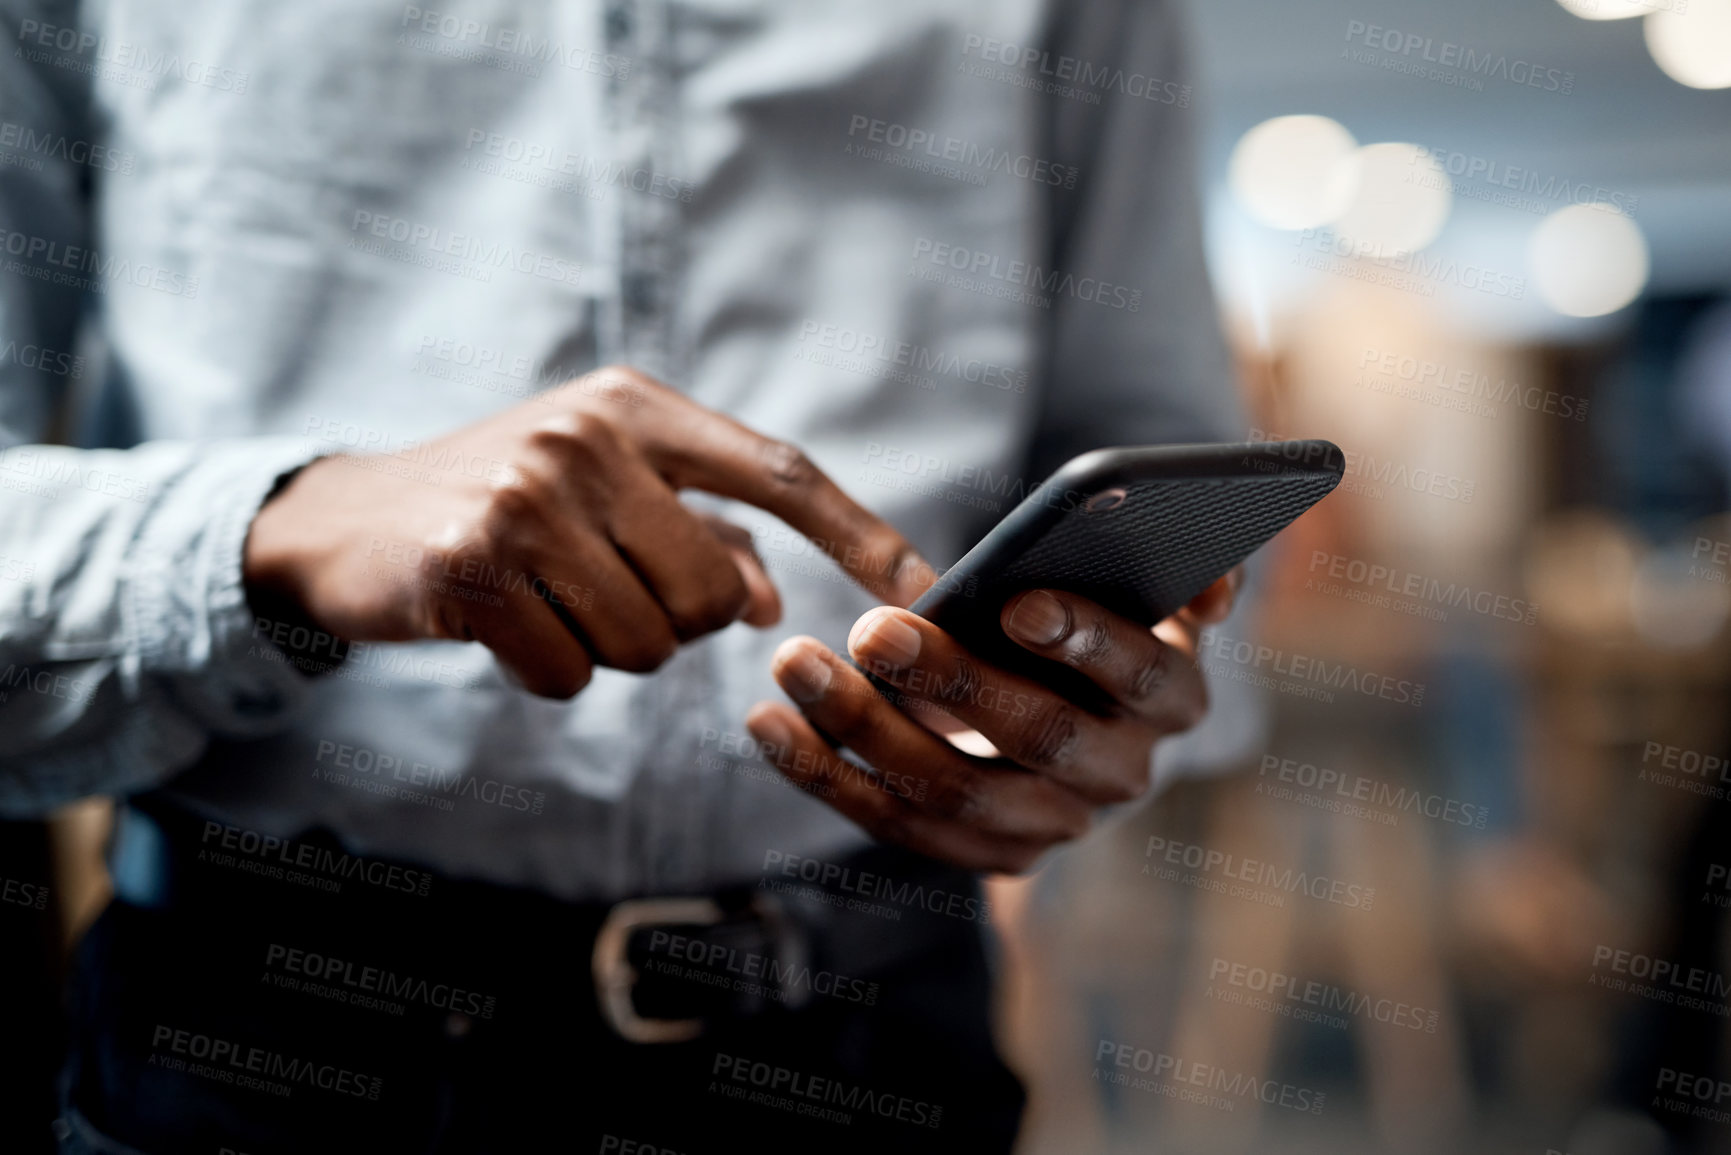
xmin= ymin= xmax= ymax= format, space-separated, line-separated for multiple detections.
xmin=58 ymin=809 xmax=1025 ymax=1154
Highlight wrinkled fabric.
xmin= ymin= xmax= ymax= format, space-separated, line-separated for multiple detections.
xmin=0 ymin=0 xmax=1245 ymax=899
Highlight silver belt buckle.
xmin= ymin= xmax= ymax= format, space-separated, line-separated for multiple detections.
xmin=592 ymin=894 xmax=808 ymax=1043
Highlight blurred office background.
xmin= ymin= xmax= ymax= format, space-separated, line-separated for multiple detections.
xmin=994 ymin=1 xmax=1731 ymax=1153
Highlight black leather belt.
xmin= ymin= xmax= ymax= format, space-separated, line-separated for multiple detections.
xmin=109 ymin=793 xmax=985 ymax=1045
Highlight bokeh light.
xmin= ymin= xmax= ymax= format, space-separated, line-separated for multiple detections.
xmin=1556 ymin=0 xmax=1659 ymax=21
xmin=1644 ymin=0 xmax=1731 ymax=89
xmin=1330 ymin=142 xmax=1453 ymax=260
xmin=1529 ymin=202 xmax=1651 ymax=317
xmin=1227 ymin=114 xmax=1359 ymax=230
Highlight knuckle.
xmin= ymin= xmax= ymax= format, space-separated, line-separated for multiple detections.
xmin=931 ymin=654 xmax=984 ymax=708
xmin=1124 ymin=644 xmax=1171 ymax=704
xmin=483 ymin=472 xmax=557 ymax=531
xmin=760 ymin=440 xmax=820 ymax=490
xmin=1065 ymin=614 xmax=1114 ymax=670
xmin=604 ymin=627 xmax=678 ymax=673
xmin=528 ymin=410 xmax=620 ymax=461
xmin=675 ymin=567 xmax=751 ymax=638
xmin=826 ymin=680 xmax=886 ymax=748
xmin=869 ymin=806 xmax=914 ymax=848
xmin=527 ymin=660 xmax=593 ymax=701
xmin=1014 ymin=701 xmax=1080 ymax=769
xmin=598 ymin=363 xmax=656 ymax=392
xmin=930 ymin=771 xmax=984 ymax=824
xmin=424 ymin=587 xmax=474 ymax=642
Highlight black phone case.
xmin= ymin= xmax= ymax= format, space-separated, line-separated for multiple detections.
xmin=903 ymin=440 xmax=1343 ymax=708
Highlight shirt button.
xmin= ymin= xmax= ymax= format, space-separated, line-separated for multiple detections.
xmin=623 ymin=273 xmax=658 ymax=315
xmin=605 ymin=4 xmax=633 ymax=43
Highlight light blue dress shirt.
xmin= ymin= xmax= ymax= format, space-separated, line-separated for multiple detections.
xmin=0 ymin=0 xmax=1245 ymax=899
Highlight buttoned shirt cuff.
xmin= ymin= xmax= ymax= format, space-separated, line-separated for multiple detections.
xmin=128 ymin=436 xmax=332 ymax=736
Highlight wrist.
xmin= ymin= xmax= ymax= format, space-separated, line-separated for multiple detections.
xmin=242 ymin=457 xmax=348 ymax=673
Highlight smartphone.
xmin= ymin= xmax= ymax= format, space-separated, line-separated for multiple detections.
xmin=897 ymin=440 xmax=1343 ymax=707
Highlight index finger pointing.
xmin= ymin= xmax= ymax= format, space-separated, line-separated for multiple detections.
xmin=648 ymin=407 xmax=932 ymax=608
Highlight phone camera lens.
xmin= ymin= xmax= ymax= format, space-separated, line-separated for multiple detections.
xmin=1085 ymin=487 xmax=1128 ymax=513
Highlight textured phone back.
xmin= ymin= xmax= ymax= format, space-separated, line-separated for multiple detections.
xmin=993 ymin=471 xmax=1341 ymax=627
xmin=909 ymin=462 xmax=1341 ymax=706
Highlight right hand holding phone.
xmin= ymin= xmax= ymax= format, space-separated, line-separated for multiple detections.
xmin=746 ymin=574 xmax=1240 ymax=874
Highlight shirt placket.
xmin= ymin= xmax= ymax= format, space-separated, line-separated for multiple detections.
xmin=604 ymin=0 xmax=712 ymax=893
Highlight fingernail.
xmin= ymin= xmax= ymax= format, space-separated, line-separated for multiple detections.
xmin=1006 ymin=591 xmax=1069 ymax=645
xmin=850 ymin=608 xmax=922 ymax=669
xmin=780 ymin=647 xmax=832 ymax=704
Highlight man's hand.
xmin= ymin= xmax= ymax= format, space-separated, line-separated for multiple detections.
xmin=244 ymin=366 xmax=928 ymax=698
xmin=744 ymin=573 xmax=1241 ymax=874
